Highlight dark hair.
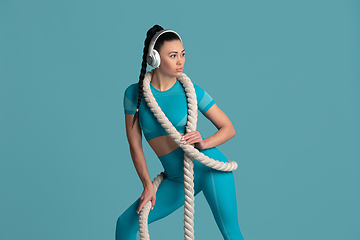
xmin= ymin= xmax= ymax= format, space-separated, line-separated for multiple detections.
xmin=132 ymin=25 xmax=182 ymax=127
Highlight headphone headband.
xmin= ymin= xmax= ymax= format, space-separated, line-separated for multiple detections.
xmin=147 ymin=29 xmax=182 ymax=68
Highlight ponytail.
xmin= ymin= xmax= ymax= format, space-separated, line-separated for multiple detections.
xmin=132 ymin=25 xmax=164 ymax=127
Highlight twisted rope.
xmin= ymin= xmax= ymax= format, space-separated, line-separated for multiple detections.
xmin=138 ymin=172 xmax=165 ymax=239
xmin=139 ymin=70 xmax=238 ymax=240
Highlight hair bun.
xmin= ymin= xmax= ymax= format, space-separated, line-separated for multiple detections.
xmin=146 ymin=24 xmax=164 ymax=39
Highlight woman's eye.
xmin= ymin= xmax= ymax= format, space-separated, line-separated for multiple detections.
xmin=170 ymin=55 xmax=176 ymax=58
xmin=182 ymin=53 xmax=185 ymax=57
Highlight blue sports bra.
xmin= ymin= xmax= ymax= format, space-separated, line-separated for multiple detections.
xmin=123 ymin=80 xmax=215 ymax=141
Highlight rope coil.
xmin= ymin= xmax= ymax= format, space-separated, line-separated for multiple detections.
xmin=138 ymin=70 xmax=238 ymax=240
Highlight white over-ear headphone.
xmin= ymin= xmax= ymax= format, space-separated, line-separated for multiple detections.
xmin=146 ymin=29 xmax=182 ymax=68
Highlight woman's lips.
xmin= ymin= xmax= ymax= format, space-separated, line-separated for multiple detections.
xmin=176 ymin=68 xmax=183 ymax=72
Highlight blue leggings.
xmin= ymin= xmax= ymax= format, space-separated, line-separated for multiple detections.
xmin=116 ymin=147 xmax=244 ymax=240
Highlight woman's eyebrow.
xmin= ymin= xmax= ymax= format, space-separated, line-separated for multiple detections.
xmin=168 ymin=49 xmax=185 ymax=54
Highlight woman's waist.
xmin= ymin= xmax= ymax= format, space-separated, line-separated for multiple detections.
xmin=147 ymin=133 xmax=185 ymax=157
xmin=157 ymin=144 xmax=228 ymax=182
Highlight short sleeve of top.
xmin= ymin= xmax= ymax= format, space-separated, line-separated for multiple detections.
xmin=194 ymin=84 xmax=215 ymax=114
xmin=123 ymin=84 xmax=138 ymax=115
xmin=123 ymin=82 xmax=215 ymax=115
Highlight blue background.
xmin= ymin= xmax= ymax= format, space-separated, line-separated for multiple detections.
xmin=1 ymin=0 xmax=359 ymax=239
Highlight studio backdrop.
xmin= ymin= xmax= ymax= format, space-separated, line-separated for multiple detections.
xmin=1 ymin=0 xmax=359 ymax=240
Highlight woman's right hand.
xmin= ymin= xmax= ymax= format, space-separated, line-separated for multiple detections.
xmin=137 ymin=184 xmax=156 ymax=214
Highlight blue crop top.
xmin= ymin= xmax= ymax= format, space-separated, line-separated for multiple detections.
xmin=123 ymin=80 xmax=215 ymax=141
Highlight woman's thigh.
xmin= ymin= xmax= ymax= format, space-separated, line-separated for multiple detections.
xmin=196 ymin=147 xmax=244 ymax=240
xmin=116 ymin=178 xmax=186 ymax=240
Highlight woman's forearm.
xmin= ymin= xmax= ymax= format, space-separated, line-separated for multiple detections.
xmin=203 ymin=124 xmax=235 ymax=149
xmin=129 ymin=146 xmax=152 ymax=188
xmin=197 ymin=104 xmax=236 ymax=150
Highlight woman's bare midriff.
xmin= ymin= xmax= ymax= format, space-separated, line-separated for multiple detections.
xmin=147 ymin=133 xmax=185 ymax=157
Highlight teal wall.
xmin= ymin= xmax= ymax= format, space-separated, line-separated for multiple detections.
xmin=1 ymin=0 xmax=359 ymax=239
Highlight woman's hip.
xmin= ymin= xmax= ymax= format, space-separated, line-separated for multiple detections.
xmin=158 ymin=147 xmax=228 ymax=182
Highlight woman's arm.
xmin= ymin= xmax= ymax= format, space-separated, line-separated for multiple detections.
xmin=125 ymin=114 xmax=156 ymax=214
xmin=181 ymin=104 xmax=235 ymax=149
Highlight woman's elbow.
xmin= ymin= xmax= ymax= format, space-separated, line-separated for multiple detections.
xmin=129 ymin=143 xmax=143 ymax=155
xmin=228 ymin=124 xmax=236 ymax=139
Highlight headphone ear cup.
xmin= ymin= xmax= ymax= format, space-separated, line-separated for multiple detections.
xmin=146 ymin=53 xmax=154 ymax=67
xmin=152 ymin=49 xmax=161 ymax=68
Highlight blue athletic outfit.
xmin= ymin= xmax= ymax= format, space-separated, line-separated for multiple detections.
xmin=116 ymin=80 xmax=244 ymax=240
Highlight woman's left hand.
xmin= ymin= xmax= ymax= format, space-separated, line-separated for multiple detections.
xmin=181 ymin=130 xmax=207 ymax=150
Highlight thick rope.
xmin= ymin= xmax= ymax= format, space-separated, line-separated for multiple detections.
xmin=139 ymin=70 xmax=238 ymax=240
xmin=138 ymin=172 xmax=165 ymax=240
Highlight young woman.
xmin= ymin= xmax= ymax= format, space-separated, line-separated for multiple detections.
xmin=116 ymin=24 xmax=244 ymax=240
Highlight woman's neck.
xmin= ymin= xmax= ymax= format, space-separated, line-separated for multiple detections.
xmin=151 ymin=69 xmax=177 ymax=91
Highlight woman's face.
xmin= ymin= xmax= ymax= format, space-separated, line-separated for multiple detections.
xmin=158 ymin=40 xmax=185 ymax=78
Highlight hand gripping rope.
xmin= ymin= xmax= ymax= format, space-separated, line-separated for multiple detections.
xmin=138 ymin=70 xmax=238 ymax=240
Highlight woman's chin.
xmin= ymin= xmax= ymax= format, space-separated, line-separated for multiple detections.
xmin=175 ymin=71 xmax=183 ymax=76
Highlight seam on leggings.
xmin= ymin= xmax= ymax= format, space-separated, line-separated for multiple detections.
xmin=198 ymin=165 xmax=206 ymax=187
xmin=210 ymin=170 xmax=230 ymax=240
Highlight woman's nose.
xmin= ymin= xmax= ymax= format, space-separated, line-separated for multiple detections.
xmin=177 ymin=56 xmax=183 ymax=65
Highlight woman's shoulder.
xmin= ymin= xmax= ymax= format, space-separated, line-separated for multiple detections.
xmin=125 ymin=83 xmax=139 ymax=91
xmin=193 ymin=83 xmax=204 ymax=91
xmin=123 ymin=83 xmax=140 ymax=105
xmin=192 ymin=83 xmax=215 ymax=113
xmin=124 ymin=83 xmax=139 ymax=96
xmin=193 ymin=83 xmax=208 ymax=98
